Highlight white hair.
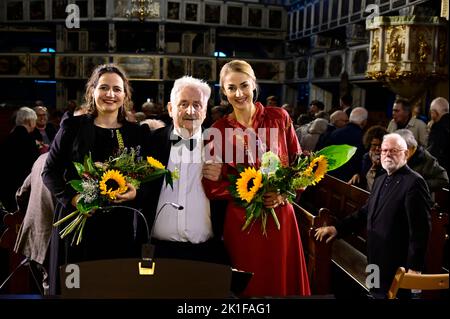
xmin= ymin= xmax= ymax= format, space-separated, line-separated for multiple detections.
xmin=349 ymin=107 xmax=368 ymax=125
xmin=170 ymin=76 xmax=211 ymax=108
xmin=430 ymin=97 xmax=449 ymax=115
xmin=15 ymin=106 xmax=37 ymax=126
xmin=395 ymin=129 xmax=418 ymax=149
xmin=382 ymin=133 xmax=408 ymax=150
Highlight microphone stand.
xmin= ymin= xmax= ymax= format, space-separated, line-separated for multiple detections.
xmin=137 ymin=202 xmax=183 ymax=271
xmin=95 ymin=203 xmax=183 ymax=273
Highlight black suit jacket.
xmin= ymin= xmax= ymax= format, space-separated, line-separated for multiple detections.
xmin=336 ymin=165 xmax=432 ymax=295
xmin=141 ymin=125 xmax=227 ymax=241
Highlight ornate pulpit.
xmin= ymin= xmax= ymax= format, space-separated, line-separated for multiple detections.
xmin=366 ymin=16 xmax=448 ymax=103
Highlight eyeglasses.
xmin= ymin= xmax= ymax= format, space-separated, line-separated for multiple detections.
xmin=381 ymin=148 xmax=406 ymax=155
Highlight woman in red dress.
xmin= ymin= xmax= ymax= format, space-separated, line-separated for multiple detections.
xmin=203 ymin=60 xmax=310 ymax=297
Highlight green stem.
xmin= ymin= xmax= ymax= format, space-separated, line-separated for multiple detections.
xmin=241 ymin=213 xmax=254 ymax=231
xmin=262 ymin=211 xmax=268 ymax=236
xmin=76 ymin=217 xmax=87 ymax=245
xmin=270 ymin=208 xmax=280 ymax=230
xmin=60 ymin=214 xmax=82 ymax=239
xmin=53 ymin=210 xmax=79 ymax=227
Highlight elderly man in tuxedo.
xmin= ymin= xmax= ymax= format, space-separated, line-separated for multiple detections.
xmin=142 ymin=76 xmax=228 ymax=265
xmin=315 ymin=133 xmax=432 ymax=298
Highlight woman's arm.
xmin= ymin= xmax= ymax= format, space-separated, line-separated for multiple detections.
xmin=42 ymin=120 xmax=78 ymax=210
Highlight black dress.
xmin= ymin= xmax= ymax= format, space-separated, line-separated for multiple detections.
xmin=42 ymin=114 xmax=148 ymax=294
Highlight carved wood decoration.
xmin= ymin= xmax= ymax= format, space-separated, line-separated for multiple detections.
xmin=366 ymin=16 xmax=448 ymax=102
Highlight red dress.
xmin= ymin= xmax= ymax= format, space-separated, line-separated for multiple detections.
xmin=203 ymin=102 xmax=311 ymax=297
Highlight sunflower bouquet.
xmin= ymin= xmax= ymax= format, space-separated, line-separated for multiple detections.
xmin=53 ymin=146 xmax=177 ymax=245
xmin=229 ymin=145 xmax=356 ymax=236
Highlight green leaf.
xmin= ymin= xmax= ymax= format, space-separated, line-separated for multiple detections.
xmin=76 ymin=198 xmax=100 ymax=213
xmin=317 ymin=144 xmax=357 ymax=171
xmin=69 ymin=179 xmax=83 ymax=192
xmin=165 ymin=171 xmax=174 ymax=190
xmin=73 ymin=162 xmax=85 ymax=178
xmin=140 ymin=169 xmax=167 ymax=183
xmin=84 ymin=153 xmax=97 ymax=175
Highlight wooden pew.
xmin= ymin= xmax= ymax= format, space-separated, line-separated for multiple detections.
xmin=296 ymin=175 xmax=370 ymax=294
xmin=295 ymin=205 xmax=333 ymax=294
xmin=432 ymin=188 xmax=449 ymax=273
xmin=295 ymin=175 xmax=449 ymax=295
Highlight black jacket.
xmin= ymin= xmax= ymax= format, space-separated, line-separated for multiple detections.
xmin=427 ymin=113 xmax=449 ymax=172
xmin=141 ymin=125 xmax=227 ymax=241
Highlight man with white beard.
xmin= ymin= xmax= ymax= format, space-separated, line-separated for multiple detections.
xmin=315 ymin=133 xmax=432 ymax=298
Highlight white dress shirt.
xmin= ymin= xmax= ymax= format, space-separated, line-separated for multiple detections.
xmin=153 ymin=128 xmax=213 ymax=243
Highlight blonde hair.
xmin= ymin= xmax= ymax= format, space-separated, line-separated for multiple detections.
xmin=219 ymin=60 xmax=259 ymax=104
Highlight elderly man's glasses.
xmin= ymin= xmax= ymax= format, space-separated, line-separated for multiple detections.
xmin=381 ymin=148 xmax=406 ymax=155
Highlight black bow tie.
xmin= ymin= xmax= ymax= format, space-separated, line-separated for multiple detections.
xmin=171 ymin=135 xmax=197 ymax=151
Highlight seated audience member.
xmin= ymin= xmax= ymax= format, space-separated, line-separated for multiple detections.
xmin=349 ymin=125 xmax=387 ymax=191
xmin=32 ymin=106 xmax=58 ymax=154
xmin=295 ymin=114 xmax=313 ymax=143
xmin=396 ymin=129 xmax=448 ymax=192
xmin=427 ymin=97 xmax=449 ymax=172
xmin=387 ymin=98 xmax=428 ymax=146
xmin=316 ymin=110 xmax=348 ymax=150
xmin=300 ymin=118 xmax=328 ymax=152
xmin=309 ymin=100 xmax=325 ymax=117
xmin=325 ymin=107 xmax=367 ymax=182
xmin=0 ymin=107 xmax=40 ymax=212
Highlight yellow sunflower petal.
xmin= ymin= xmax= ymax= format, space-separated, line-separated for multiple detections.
xmin=99 ymin=169 xmax=128 ymax=200
xmin=236 ymin=167 xmax=263 ymax=203
xmin=147 ymin=156 xmax=165 ymax=170
xmin=307 ymin=155 xmax=328 ymax=185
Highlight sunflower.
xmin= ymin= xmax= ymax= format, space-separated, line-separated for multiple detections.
xmin=99 ymin=170 xmax=128 ymax=200
xmin=304 ymin=155 xmax=328 ymax=184
xmin=147 ymin=156 xmax=165 ymax=169
xmin=236 ymin=167 xmax=263 ymax=203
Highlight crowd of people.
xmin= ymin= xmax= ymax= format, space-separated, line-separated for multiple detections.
xmin=0 ymin=60 xmax=448 ymax=299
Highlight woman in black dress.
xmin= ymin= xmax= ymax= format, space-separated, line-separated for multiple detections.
xmin=43 ymin=64 xmax=147 ymax=294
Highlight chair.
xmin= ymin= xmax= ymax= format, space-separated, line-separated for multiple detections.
xmin=387 ymin=267 xmax=449 ymax=299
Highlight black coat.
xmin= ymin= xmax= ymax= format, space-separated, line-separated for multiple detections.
xmin=427 ymin=113 xmax=449 ymax=172
xmin=336 ymin=165 xmax=432 ymax=297
xmin=42 ymin=114 xmax=147 ymax=294
xmin=0 ymin=125 xmax=39 ymax=211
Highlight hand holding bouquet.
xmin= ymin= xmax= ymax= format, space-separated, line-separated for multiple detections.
xmin=53 ymin=147 xmax=177 ymax=245
xmin=229 ymin=145 xmax=356 ymax=235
